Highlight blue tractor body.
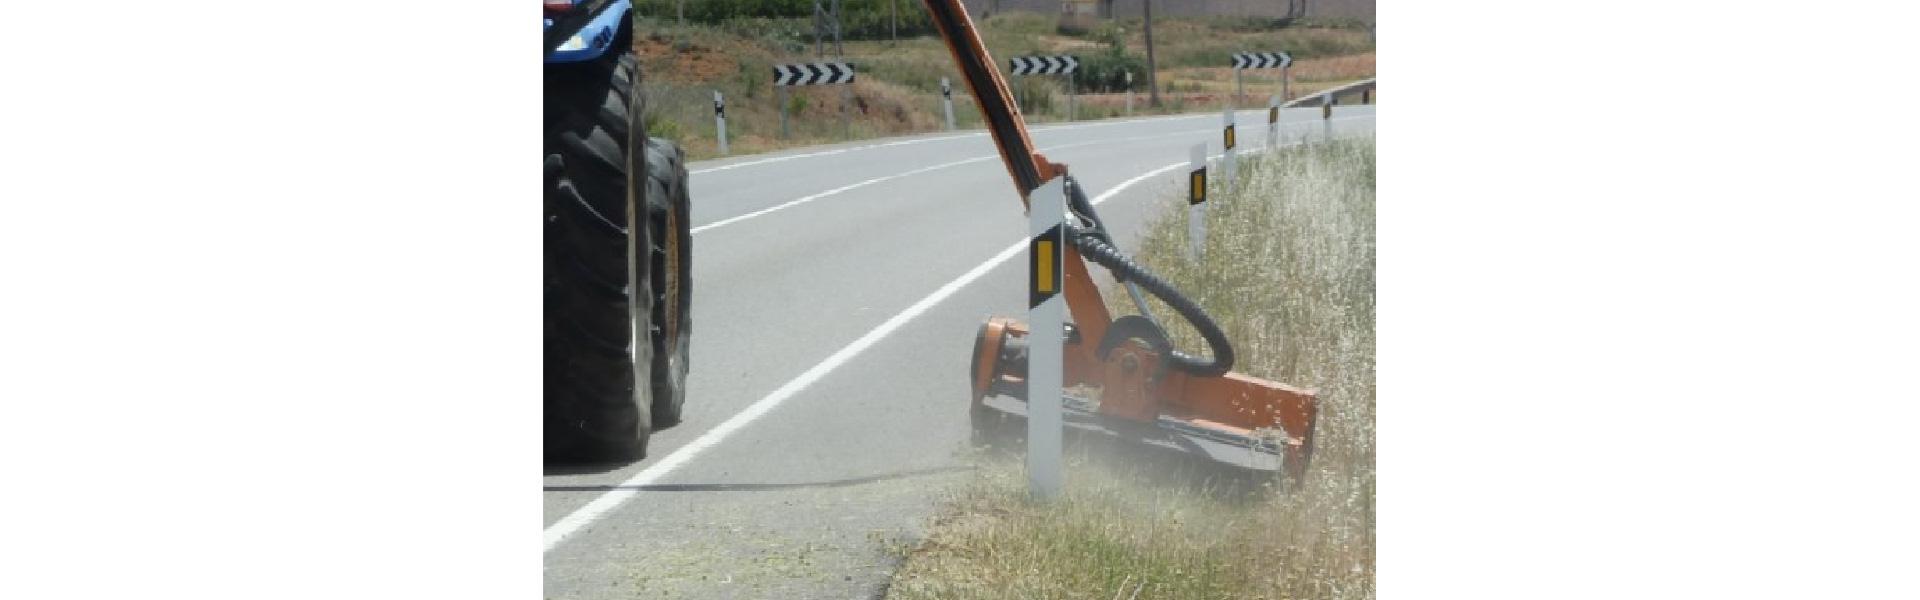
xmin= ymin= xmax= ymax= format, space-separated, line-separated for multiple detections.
xmin=545 ymin=0 xmax=632 ymax=64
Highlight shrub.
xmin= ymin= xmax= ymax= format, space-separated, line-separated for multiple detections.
xmin=1073 ymin=28 xmax=1147 ymax=94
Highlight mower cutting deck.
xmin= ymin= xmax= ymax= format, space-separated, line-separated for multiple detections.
xmin=922 ymin=0 xmax=1321 ymax=485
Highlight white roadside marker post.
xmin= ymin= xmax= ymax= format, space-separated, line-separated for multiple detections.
xmin=1187 ymin=143 xmax=1208 ymax=262
xmin=1125 ymin=70 xmax=1134 ymax=116
xmin=1267 ymin=92 xmax=1280 ymax=150
xmin=1322 ymin=91 xmax=1334 ymax=143
xmin=941 ymin=77 xmax=956 ymax=131
xmin=1223 ymin=105 xmax=1237 ymax=192
xmin=1027 ymin=177 xmax=1067 ymax=500
xmin=713 ymin=90 xmax=729 ymax=156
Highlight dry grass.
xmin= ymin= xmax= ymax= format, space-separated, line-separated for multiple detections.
xmin=630 ymin=25 xmax=957 ymax=159
xmin=886 ymin=138 xmax=1376 ymax=599
xmin=1115 ymin=19 xmax=1373 ymax=68
xmin=1140 ymin=51 xmax=1375 ymax=107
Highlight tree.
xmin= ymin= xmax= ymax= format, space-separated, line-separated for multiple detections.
xmin=1143 ymin=0 xmax=1159 ymax=107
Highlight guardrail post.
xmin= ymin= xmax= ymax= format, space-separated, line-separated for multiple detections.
xmin=1027 ymin=177 xmax=1066 ymax=501
xmin=713 ymin=90 xmax=729 ymax=156
xmin=941 ymin=77 xmax=956 ymax=131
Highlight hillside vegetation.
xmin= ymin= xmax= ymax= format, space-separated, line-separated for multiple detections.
xmin=625 ymin=9 xmax=1374 ymax=160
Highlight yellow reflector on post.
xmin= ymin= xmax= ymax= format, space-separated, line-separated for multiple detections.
xmin=1035 ymin=240 xmax=1054 ymax=294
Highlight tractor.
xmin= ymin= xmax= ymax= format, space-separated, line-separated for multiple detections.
xmin=544 ymin=0 xmax=693 ymax=462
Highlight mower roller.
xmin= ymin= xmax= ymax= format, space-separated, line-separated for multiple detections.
xmin=921 ymin=0 xmax=1321 ymax=483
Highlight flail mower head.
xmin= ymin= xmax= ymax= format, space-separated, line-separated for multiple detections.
xmin=968 ymin=316 xmax=1318 ymax=483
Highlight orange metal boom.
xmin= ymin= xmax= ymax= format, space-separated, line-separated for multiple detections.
xmin=918 ymin=0 xmax=1062 ymax=201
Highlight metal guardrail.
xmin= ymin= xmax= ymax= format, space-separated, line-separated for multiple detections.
xmin=1282 ymin=78 xmax=1376 ymax=108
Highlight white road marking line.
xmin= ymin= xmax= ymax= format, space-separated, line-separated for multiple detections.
xmin=543 ymin=157 xmax=1194 ymax=553
xmin=685 ymin=109 xmax=1281 ymax=175
xmin=690 ymin=155 xmax=996 ymax=235
xmin=685 ymin=113 xmax=1377 ymax=236
xmin=1026 ymin=112 xmax=1210 ymax=133
xmin=690 ymin=134 xmax=980 ymax=175
xmin=688 ymin=128 xmax=1227 ymax=236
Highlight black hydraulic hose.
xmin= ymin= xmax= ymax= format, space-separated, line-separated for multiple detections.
xmin=1062 ymin=176 xmax=1234 ymax=377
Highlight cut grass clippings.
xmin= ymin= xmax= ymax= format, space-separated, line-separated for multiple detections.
xmin=887 ymin=138 xmax=1376 ymax=600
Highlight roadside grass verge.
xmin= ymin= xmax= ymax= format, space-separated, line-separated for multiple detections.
xmin=886 ymin=138 xmax=1376 ymax=599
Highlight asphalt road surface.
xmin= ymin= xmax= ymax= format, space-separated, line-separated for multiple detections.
xmin=544 ymin=105 xmax=1377 ymax=599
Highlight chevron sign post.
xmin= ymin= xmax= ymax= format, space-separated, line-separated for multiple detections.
xmin=1009 ymin=55 xmax=1080 ymax=120
xmin=1010 ymin=55 xmax=1078 ymax=76
xmin=1231 ymin=51 xmax=1293 ymax=108
xmin=1231 ymin=51 xmax=1293 ymax=70
xmin=772 ymin=62 xmax=856 ymax=86
xmin=772 ymin=62 xmax=857 ymax=139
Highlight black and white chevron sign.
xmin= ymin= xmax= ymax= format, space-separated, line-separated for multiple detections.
xmin=772 ymin=62 xmax=856 ymax=86
xmin=1231 ymin=52 xmax=1293 ymax=69
xmin=1010 ymin=55 xmax=1079 ymax=76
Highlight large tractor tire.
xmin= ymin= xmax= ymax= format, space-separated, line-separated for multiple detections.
xmin=642 ymin=137 xmax=692 ymax=429
xmin=544 ymin=49 xmax=654 ymax=463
